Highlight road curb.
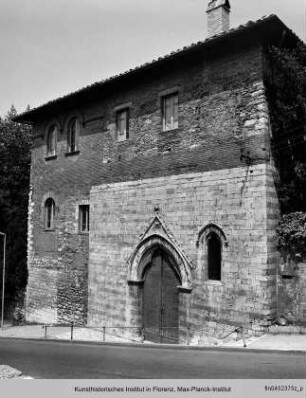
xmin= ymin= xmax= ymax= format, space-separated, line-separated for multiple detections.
xmin=0 ymin=336 xmax=305 ymax=355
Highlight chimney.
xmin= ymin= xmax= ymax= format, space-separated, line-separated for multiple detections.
xmin=206 ymin=0 xmax=231 ymax=38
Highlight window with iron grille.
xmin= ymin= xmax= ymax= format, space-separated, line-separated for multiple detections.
xmin=162 ymin=93 xmax=178 ymax=132
xmin=79 ymin=205 xmax=89 ymax=233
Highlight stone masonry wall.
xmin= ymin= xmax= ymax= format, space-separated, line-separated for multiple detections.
xmin=276 ymin=260 xmax=306 ymax=324
xmin=26 ymin=185 xmax=89 ymax=325
xmin=25 ymin=43 xmax=272 ymax=326
xmin=88 ymin=164 xmax=277 ymax=340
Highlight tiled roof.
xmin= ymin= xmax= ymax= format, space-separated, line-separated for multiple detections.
xmin=14 ymin=14 xmax=300 ymax=123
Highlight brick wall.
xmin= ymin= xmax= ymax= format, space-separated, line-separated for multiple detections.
xmin=207 ymin=3 xmax=230 ymax=38
xmin=31 ymin=45 xmax=267 ymax=188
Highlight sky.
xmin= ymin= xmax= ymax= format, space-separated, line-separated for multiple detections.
xmin=0 ymin=0 xmax=305 ymax=117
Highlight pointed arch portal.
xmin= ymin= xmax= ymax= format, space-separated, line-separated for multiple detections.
xmin=128 ymin=234 xmax=192 ymax=291
xmin=127 ymin=233 xmax=193 ymax=344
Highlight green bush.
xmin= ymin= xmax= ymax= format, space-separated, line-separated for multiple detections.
xmin=277 ymin=212 xmax=306 ymax=258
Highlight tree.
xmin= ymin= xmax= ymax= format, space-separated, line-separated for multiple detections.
xmin=265 ymin=42 xmax=306 ymax=213
xmin=0 ymin=105 xmax=32 ymax=322
xmin=265 ymin=43 xmax=306 ymax=260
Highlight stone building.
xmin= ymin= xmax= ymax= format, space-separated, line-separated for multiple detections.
xmin=15 ymin=1 xmax=306 ymax=343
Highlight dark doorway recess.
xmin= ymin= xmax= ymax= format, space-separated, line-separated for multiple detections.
xmin=142 ymin=249 xmax=180 ymax=344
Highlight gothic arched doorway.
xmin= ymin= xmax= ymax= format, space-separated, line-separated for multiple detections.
xmin=142 ymin=248 xmax=180 ymax=344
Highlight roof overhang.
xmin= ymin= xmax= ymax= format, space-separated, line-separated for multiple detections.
xmin=14 ymin=14 xmax=303 ymax=124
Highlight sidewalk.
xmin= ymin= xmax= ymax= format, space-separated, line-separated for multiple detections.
xmin=0 ymin=324 xmax=305 ymax=379
xmin=0 ymin=324 xmax=305 ymax=351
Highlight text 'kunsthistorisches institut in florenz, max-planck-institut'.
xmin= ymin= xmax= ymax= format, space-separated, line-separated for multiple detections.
xmin=14 ymin=1 xmax=306 ymax=344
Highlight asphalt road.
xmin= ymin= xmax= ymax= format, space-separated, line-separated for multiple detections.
xmin=0 ymin=339 xmax=305 ymax=379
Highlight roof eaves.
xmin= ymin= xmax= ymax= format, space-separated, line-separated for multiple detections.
xmin=14 ymin=14 xmax=300 ymax=124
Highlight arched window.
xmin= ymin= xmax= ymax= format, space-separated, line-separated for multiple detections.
xmin=45 ymin=198 xmax=55 ymax=230
xmin=67 ymin=118 xmax=79 ymax=153
xmin=197 ymin=223 xmax=226 ymax=282
xmin=207 ymin=232 xmax=222 ymax=281
xmin=47 ymin=125 xmax=57 ymax=157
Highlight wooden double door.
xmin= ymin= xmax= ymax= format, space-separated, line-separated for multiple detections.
xmin=143 ymin=249 xmax=180 ymax=344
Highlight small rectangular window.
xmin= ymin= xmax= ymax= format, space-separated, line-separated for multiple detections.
xmin=116 ymin=108 xmax=129 ymax=142
xmin=79 ymin=205 xmax=90 ymax=233
xmin=162 ymin=93 xmax=178 ymax=132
